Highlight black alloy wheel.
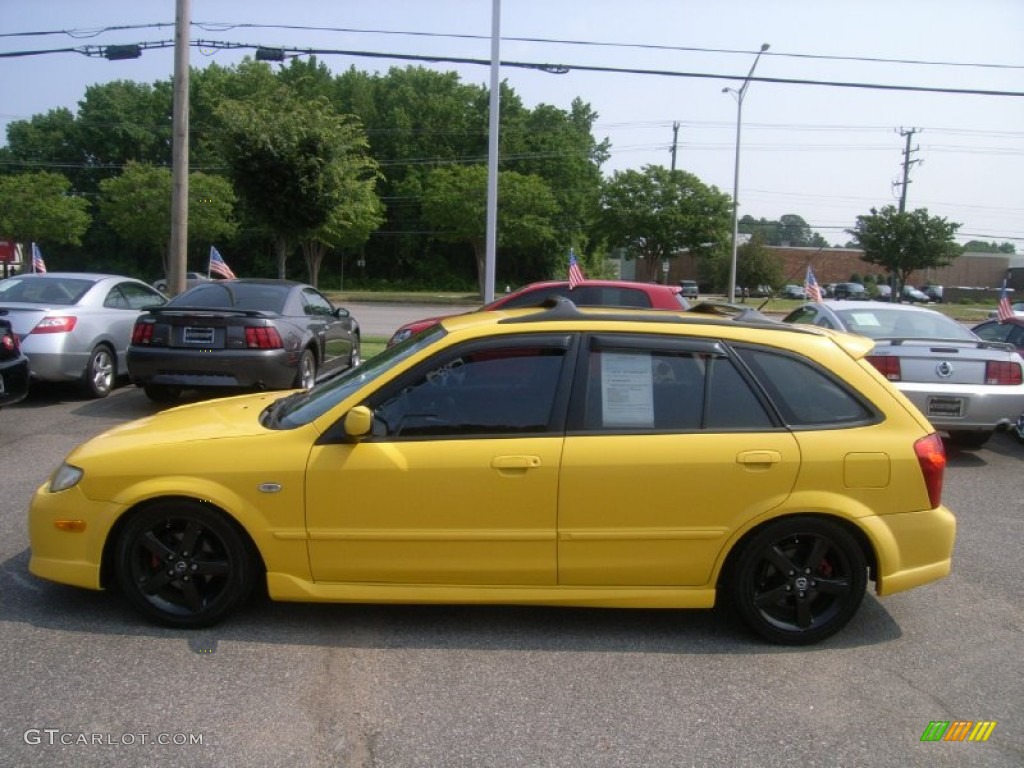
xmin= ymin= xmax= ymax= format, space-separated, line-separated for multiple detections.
xmin=115 ymin=501 xmax=256 ymax=628
xmin=730 ymin=517 xmax=867 ymax=645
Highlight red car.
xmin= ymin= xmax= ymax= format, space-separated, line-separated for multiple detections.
xmin=388 ymin=280 xmax=689 ymax=345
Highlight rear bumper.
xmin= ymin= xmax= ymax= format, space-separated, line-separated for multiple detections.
xmin=897 ymin=382 xmax=1024 ymax=432
xmin=860 ymin=505 xmax=956 ymax=596
xmin=128 ymin=347 xmax=300 ymax=390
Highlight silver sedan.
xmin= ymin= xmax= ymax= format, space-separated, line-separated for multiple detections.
xmin=783 ymin=300 xmax=1024 ymax=447
xmin=0 ymin=273 xmax=167 ymax=397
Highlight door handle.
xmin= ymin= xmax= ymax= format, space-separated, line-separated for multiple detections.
xmin=736 ymin=450 xmax=782 ymax=467
xmin=491 ymin=455 xmax=542 ymax=470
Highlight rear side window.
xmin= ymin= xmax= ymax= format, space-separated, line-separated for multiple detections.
xmin=735 ymin=347 xmax=875 ymax=427
xmin=579 ymin=340 xmax=774 ymax=432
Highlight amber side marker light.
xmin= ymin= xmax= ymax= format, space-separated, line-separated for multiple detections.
xmin=53 ymin=520 xmax=87 ymax=533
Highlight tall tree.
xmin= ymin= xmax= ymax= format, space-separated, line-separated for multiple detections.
xmin=98 ymin=162 xmax=237 ymax=277
xmin=739 ymin=214 xmax=829 ymax=247
xmin=421 ymin=164 xmax=559 ymax=296
xmin=0 ymin=171 xmax=90 ymax=250
xmin=599 ymin=165 xmax=732 ymax=283
xmin=847 ymin=206 xmax=961 ymax=293
xmin=216 ymin=85 xmax=380 ymax=279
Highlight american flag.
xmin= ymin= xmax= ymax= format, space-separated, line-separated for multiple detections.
xmin=804 ymin=265 xmax=823 ymax=303
xmin=31 ymin=242 xmax=46 ymax=273
xmin=208 ymin=246 xmax=236 ymax=279
xmin=568 ymin=249 xmax=584 ymax=289
xmin=997 ymin=275 xmax=1014 ymax=322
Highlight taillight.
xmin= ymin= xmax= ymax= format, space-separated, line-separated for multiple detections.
xmin=867 ymin=354 xmax=901 ymax=381
xmin=984 ymin=360 xmax=1022 ymax=385
xmin=131 ymin=321 xmax=154 ymax=345
xmin=1 ymin=331 xmax=17 ymax=352
xmin=245 ymin=326 xmax=283 ymax=349
xmin=914 ymin=433 xmax=946 ymax=508
xmin=30 ymin=316 xmax=77 ymax=334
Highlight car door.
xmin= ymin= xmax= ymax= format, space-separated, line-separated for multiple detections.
xmin=301 ymin=287 xmax=351 ymax=375
xmin=557 ymin=334 xmax=801 ymax=587
xmin=304 ymin=334 xmax=575 ymax=585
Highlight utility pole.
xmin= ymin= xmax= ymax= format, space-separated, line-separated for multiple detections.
xmin=169 ymin=0 xmax=190 ymax=296
xmin=895 ymin=127 xmax=921 ymax=213
xmin=670 ymin=122 xmax=680 ymax=171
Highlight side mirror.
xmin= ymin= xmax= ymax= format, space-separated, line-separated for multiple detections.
xmin=343 ymin=405 xmax=373 ymax=439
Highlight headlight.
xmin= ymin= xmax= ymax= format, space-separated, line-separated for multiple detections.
xmin=49 ymin=463 xmax=84 ymax=492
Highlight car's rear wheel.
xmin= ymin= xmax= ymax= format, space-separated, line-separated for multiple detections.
xmin=143 ymin=384 xmax=182 ymax=403
xmin=115 ymin=501 xmax=256 ymax=628
xmin=729 ymin=517 xmax=867 ymax=645
xmin=294 ymin=348 xmax=317 ymax=389
xmin=946 ymin=430 xmax=991 ymax=449
xmin=348 ymin=336 xmax=361 ymax=369
xmin=81 ymin=344 xmax=115 ymax=398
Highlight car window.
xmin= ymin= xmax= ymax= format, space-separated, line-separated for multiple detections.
xmin=174 ymin=283 xmax=288 ymax=313
xmin=734 ymin=346 xmax=876 ymax=428
xmin=302 ymin=288 xmax=336 ymax=316
xmin=104 ymin=282 xmax=167 ymax=310
xmin=835 ymin=308 xmax=974 ymax=340
xmin=573 ymin=286 xmax=652 ymax=308
xmin=578 ymin=338 xmax=774 ymax=432
xmin=972 ymin=322 xmax=1012 ymax=344
xmin=783 ymin=306 xmax=820 ymax=326
xmin=497 ymin=286 xmax=570 ymax=309
xmin=0 ymin=276 xmax=92 ymax=305
xmin=370 ymin=341 xmax=569 ymax=438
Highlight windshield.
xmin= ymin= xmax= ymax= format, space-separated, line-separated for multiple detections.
xmin=269 ymin=324 xmax=447 ymax=428
xmin=836 ymin=308 xmax=975 ymax=340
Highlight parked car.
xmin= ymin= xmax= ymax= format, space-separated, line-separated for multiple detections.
xmin=678 ymin=279 xmax=699 ymax=299
xmin=920 ymin=285 xmax=944 ymax=303
xmin=127 ymin=278 xmax=360 ymax=402
xmin=987 ymin=301 xmax=1024 ymax=319
xmin=30 ymin=297 xmax=956 ymax=645
xmin=0 ymin=273 xmax=168 ymax=397
xmin=0 ymin=318 xmax=30 ymax=408
xmin=152 ymin=272 xmax=213 ymax=294
xmin=901 ymin=286 xmax=931 ymax=303
xmin=831 ymin=282 xmax=868 ymax=300
xmin=875 ymin=285 xmax=893 ymax=300
xmin=388 ymin=279 xmax=689 ymax=345
xmin=971 ymin=317 xmax=1024 ymax=355
xmin=780 ymin=284 xmax=806 ymax=300
xmin=782 ymin=300 xmax=1024 ymax=447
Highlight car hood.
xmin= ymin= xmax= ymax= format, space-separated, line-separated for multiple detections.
xmin=68 ymin=391 xmax=287 ymax=461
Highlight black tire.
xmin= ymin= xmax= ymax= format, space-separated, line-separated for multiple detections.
xmin=143 ymin=383 xmax=182 ymax=403
xmin=115 ymin=501 xmax=257 ymax=628
xmin=348 ymin=335 xmax=361 ymax=369
xmin=293 ymin=348 xmax=317 ymax=389
xmin=946 ymin=430 xmax=991 ymax=449
xmin=729 ymin=517 xmax=867 ymax=645
xmin=81 ymin=344 xmax=116 ymax=398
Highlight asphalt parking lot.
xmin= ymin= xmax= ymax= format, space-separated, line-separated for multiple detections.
xmin=0 ymin=315 xmax=1021 ymax=767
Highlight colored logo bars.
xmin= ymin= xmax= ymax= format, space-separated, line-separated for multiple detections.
xmin=920 ymin=720 xmax=997 ymax=742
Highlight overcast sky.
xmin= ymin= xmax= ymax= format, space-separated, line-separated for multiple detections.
xmin=2 ymin=0 xmax=1022 ymax=248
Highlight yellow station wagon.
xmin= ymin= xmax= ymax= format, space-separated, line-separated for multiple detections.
xmin=28 ymin=298 xmax=956 ymax=644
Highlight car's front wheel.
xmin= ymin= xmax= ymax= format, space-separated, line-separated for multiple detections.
xmin=348 ymin=336 xmax=361 ymax=369
xmin=81 ymin=344 xmax=115 ymax=398
xmin=115 ymin=501 xmax=257 ymax=628
xmin=729 ymin=517 xmax=867 ymax=645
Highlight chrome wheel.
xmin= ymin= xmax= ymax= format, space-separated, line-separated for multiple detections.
xmin=730 ymin=517 xmax=866 ymax=645
xmin=294 ymin=349 xmax=316 ymax=389
xmin=116 ymin=501 xmax=255 ymax=627
xmin=82 ymin=344 xmax=115 ymax=398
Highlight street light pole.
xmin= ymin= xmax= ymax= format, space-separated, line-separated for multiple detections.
xmin=725 ymin=43 xmax=769 ymax=304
